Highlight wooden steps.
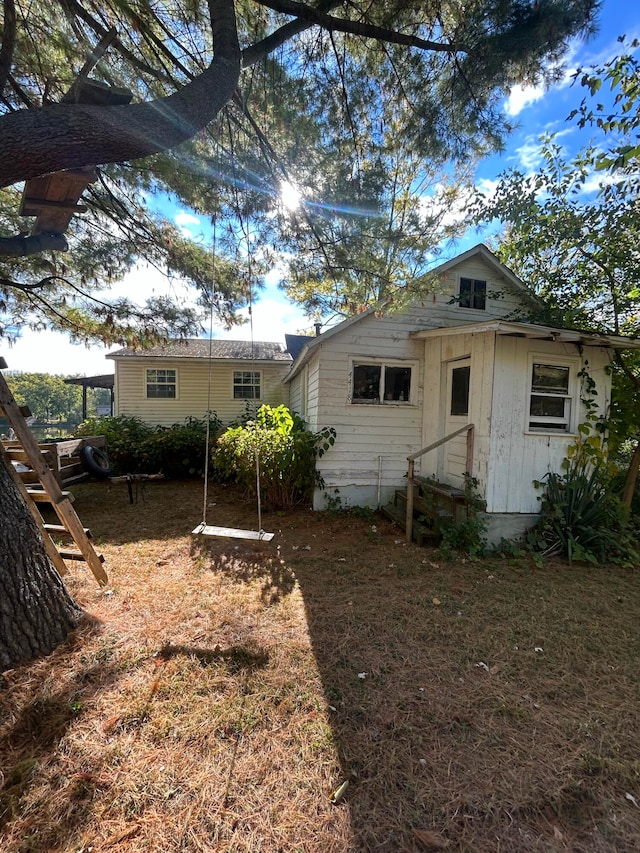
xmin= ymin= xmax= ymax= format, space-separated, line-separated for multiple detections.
xmin=382 ymin=478 xmax=472 ymax=546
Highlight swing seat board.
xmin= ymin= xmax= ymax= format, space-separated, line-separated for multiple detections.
xmin=192 ymin=523 xmax=274 ymax=542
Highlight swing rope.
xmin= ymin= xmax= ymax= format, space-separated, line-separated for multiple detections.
xmin=200 ymin=215 xmax=217 ymax=528
xmin=193 ymin=131 xmax=273 ymax=542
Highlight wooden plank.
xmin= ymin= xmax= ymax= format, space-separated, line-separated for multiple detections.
xmin=44 ymin=523 xmax=92 ymax=538
xmin=0 ymin=371 xmax=108 ymax=586
xmin=192 ymin=524 xmax=274 ymax=542
xmin=27 ymin=488 xmax=74 ymax=503
xmin=58 ymin=548 xmax=105 ymax=563
xmin=0 ymin=442 xmax=69 ymax=578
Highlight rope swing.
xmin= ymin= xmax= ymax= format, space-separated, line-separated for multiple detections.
xmin=192 ymin=184 xmax=273 ymax=543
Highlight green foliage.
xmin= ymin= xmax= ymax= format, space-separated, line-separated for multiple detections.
xmin=0 ymin=1 xmax=599 ymax=342
xmin=531 ymin=454 xmax=638 ymax=566
xmin=439 ymin=475 xmax=487 ymax=559
xmin=5 ymin=372 xmax=84 ymax=424
xmin=215 ymin=405 xmax=336 ymax=510
xmin=75 ymin=414 xmax=222 ymax=477
xmin=472 ymin=46 xmax=640 ymax=506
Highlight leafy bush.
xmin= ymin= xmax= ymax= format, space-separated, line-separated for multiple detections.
xmin=531 ymin=454 xmax=638 ymax=566
xmin=439 ymin=475 xmax=487 ymax=559
xmin=215 ymin=404 xmax=335 ymax=510
xmin=75 ymin=414 xmax=222 ymax=477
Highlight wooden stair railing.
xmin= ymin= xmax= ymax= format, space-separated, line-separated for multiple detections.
xmin=0 ymin=365 xmax=108 ymax=586
xmin=406 ymin=424 xmax=474 ymax=543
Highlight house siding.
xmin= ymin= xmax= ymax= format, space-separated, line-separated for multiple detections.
xmin=486 ymin=338 xmax=612 ymax=514
xmin=309 ymin=253 xmax=533 ymax=508
xmin=113 ymin=357 xmax=290 ymax=427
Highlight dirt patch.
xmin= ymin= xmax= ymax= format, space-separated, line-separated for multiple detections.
xmin=1 ymin=478 xmax=640 ymax=852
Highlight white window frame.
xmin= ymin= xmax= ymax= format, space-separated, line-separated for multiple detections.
xmin=145 ymin=368 xmax=177 ymax=399
xmin=233 ymin=370 xmax=262 ymax=400
xmin=526 ymin=356 xmax=577 ymax=434
xmin=350 ymin=358 xmax=416 ymax=405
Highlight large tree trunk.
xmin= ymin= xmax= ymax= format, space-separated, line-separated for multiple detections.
xmin=0 ymin=458 xmax=81 ymax=672
xmin=0 ymin=0 xmax=241 ymax=188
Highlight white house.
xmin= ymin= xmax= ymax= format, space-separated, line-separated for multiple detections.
xmin=106 ymin=244 xmax=639 ymax=544
xmin=285 ymin=244 xmax=640 ymax=543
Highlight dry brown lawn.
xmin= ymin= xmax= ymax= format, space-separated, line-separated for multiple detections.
xmin=1 ymin=478 xmax=640 ymax=852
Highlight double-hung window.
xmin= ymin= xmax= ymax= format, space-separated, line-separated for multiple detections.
xmin=233 ymin=370 xmax=261 ymax=399
xmin=352 ymin=362 xmax=412 ymax=404
xmin=146 ymin=369 xmax=176 ymax=399
xmin=528 ymin=363 xmax=572 ymax=432
xmin=459 ymin=277 xmax=487 ymax=310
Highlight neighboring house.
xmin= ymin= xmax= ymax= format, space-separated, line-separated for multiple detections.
xmin=108 ymin=339 xmax=293 ymax=427
xmin=285 ymin=244 xmax=640 ymax=543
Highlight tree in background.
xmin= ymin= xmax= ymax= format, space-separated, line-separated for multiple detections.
xmin=472 ymin=48 xmax=640 ymax=506
xmin=5 ymin=373 xmax=83 ymax=425
xmin=0 ymin=1 xmax=599 ymax=342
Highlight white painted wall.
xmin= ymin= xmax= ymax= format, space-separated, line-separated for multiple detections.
xmin=486 ymin=337 xmax=612 ymax=513
xmin=308 ymin=254 xmax=536 ymax=508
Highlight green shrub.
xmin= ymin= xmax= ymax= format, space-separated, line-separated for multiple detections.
xmin=75 ymin=414 xmax=222 ymax=477
xmin=215 ymin=404 xmax=335 ymax=510
xmin=439 ymin=475 xmax=487 ymax=559
xmin=531 ymin=454 xmax=638 ymax=566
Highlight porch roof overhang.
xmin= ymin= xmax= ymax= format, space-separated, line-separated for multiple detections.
xmin=410 ymin=320 xmax=640 ymax=351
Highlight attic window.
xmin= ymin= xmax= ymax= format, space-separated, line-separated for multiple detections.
xmin=459 ymin=277 xmax=486 ymax=310
xmin=233 ymin=370 xmax=261 ymax=399
xmin=146 ymin=369 xmax=176 ymax=399
xmin=352 ymin=363 xmax=412 ymax=404
xmin=529 ymin=363 xmax=571 ymax=431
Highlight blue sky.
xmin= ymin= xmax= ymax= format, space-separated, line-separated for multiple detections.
xmin=3 ymin=0 xmax=639 ymax=376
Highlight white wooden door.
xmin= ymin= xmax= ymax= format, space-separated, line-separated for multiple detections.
xmin=438 ymin=359 xmax=471 ymax=487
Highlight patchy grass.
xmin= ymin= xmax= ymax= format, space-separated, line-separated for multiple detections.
xmin=1 ymin=478 xmax=640 ymax=852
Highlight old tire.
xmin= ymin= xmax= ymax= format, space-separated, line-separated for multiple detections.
xmin=81 ymin=445 xmax=112 ymax=478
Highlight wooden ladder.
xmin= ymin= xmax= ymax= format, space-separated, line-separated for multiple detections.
xmin=0 ymin=366 xmax=108 ymax=586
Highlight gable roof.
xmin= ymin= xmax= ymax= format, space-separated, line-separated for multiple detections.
xmin=285 ymin=244 xmax=537 ymax=381
xmin=429 ymin=243 xmax=538 ymax=305
xmin=107 ymin=338 xmax=292 ymax=362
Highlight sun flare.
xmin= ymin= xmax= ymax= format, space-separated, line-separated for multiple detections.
xmin=280 ymin=180 xmax=302 ymax=211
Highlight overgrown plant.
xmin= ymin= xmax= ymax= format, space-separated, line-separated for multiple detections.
xmin=76 ymin=414 xmax=222 ymax=477
xmin=531 ymin=439 xmax=638 ymax=566
xmin=215 ymin=405 xmax=336 ymax=510
xmin=439 ymin=474 xmax=487 ymax=559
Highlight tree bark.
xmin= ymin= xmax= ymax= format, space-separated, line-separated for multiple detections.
xmin=621 ymin=438 xmax=640 ymax=510
xmin=0 ymin=0 xmax=241 ymax=188
xmin=0 ymin=458 xmax=81 ymax=672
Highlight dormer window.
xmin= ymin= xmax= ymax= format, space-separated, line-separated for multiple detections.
xmin=459 ymin=277 xmax=486 ymax=310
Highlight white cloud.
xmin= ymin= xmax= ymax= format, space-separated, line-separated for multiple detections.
xmin=513 ymin=137 xmax=546 ymax=171
xmin=505 ymin=83 xmax=546 ymax=117
xmin=1 ymin=262 xmax=308 ymax=374
xmin=216 ymin=295 xmax=310 ymax=342
xmin=174 ymin=210 xmax=205 ymax=238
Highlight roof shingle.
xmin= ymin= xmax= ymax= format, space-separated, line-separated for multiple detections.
xmin=108 ymin=339 xmax=291 ymax=362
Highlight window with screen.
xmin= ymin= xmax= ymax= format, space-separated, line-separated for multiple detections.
xmin=450 ymin=365 xmax=470 ymax=416
xmin=233 ymin=370 xmax=261 ymax=399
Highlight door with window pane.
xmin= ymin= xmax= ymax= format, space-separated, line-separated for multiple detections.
xmin=438 ymin=359 xmax=471 ymax=487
